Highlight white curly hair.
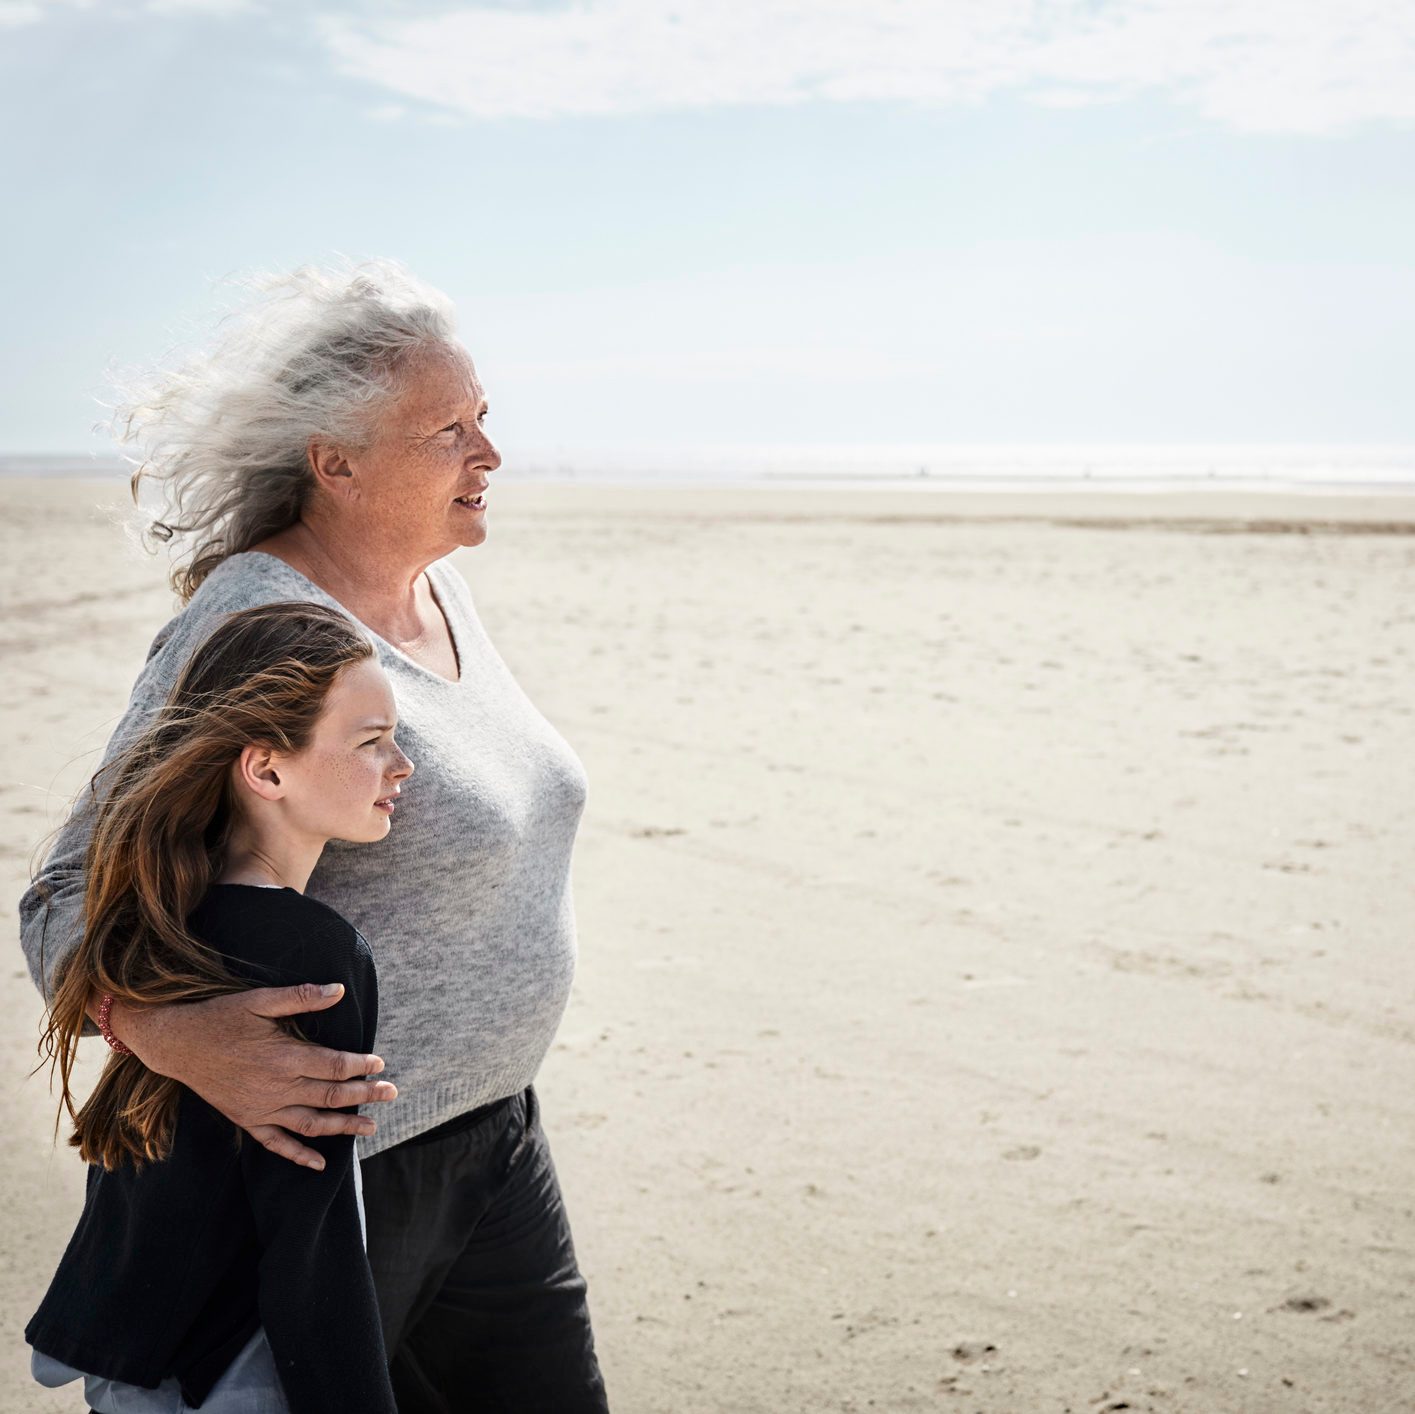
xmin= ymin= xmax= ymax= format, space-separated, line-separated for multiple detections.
xmin=104 ymin=255 xmax=460 ymax=603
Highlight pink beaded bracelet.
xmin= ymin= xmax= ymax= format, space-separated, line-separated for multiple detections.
xmin=97 ymin=993 xmax=134 ymax=1056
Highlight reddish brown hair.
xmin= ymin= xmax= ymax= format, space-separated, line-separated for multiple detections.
xmin=35 ymin=600 xmax=375 ymax=1172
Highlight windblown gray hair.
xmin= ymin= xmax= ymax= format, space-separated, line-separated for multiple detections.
xmin=103 ymin=256 xmax=459 ymax=604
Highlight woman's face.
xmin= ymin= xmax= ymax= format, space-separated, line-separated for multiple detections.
xmin=264 ymin=657 xmax=416 ymax=845
xmin=332 ymin=343 xmax=501 ymax=559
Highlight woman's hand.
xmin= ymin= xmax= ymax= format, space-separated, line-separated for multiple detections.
xmin=103 ymin=986 xmax=398 ymax=1171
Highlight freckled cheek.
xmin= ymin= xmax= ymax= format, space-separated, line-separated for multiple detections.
xmin=311 ymin=751 xmax=381 ymax=803
xmin=374 ymin=456 xmax=446 ymax=517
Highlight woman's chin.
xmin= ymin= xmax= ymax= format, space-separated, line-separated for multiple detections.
xmin=450 ymin=512 xmax=489 ymax=545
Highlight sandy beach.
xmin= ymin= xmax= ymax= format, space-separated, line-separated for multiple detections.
xmin=3 ymin=476 xmax=1412 ymax=1413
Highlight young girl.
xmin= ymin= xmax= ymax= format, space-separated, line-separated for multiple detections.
xmin=26 ymin=600 xmax=413 ymax=1414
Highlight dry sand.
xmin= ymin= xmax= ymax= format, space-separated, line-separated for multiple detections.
xmin=2 ymin=477 xmax=1413 ymax=1413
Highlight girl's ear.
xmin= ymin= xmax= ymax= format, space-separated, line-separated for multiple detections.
xmin=233 ymin=743 xmax=285 ymax=800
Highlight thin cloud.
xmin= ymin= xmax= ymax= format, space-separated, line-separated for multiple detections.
xmin=4 ymin=0 xmax=260 ymax=20
xmin=493 ymin=346 xmax=968 ymax=382
xmin=314 ymin=0 xmax=1415 ymax=134
xmin=0 ymin=0 xmax=91 ymax=25
xmin=144 ymin=0 xmax=262 ymax=14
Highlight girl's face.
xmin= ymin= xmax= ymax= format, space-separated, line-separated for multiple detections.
xmin=267 ymin=657 xmax=415 ymax=845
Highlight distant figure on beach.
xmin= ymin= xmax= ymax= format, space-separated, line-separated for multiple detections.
xmin=19 ymin=259 xmax=611 ymax=1412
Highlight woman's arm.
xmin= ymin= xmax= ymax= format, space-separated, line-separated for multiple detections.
xmin=102 ymin=987 xmax=397 ymax=1171
xmin=21 ymin=599 xmax=396 ymax=1169
xmin=20 ymin=608 xmax=189 ymax=1016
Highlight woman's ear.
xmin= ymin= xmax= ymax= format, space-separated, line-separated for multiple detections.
xmin=307 ymin=437 xmax=355 ymax=490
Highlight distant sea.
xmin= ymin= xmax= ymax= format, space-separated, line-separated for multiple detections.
xmin=5 ymin=446 xmax=1414 ymax=493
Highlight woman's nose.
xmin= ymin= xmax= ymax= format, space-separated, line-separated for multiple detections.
xmin=393 ymin=750 xmax=414 ymax=780
xmin=474 ymin=431 xmax=501 ymax=472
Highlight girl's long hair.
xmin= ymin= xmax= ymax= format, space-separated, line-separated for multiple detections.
xmin=36 ymin=600 xmax=376 ymax=1173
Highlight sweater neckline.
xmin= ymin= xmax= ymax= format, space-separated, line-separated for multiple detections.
xmin=234 ymin=551 xmax=465 ymax=688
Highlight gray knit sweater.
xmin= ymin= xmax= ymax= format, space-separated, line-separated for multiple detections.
xmin=18 ymin=550 xmax=589 ymax=1159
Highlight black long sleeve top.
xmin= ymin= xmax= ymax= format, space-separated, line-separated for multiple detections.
xmin=25 ymin=883 xmax=398 ymax=1413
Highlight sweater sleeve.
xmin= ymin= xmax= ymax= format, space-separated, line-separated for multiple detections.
xmin=17 ymin=573 xmax=293 ymax=1030
xmin=237 ymin=918 xmax=397 ymax=1414
xmin=17 ymin=608 xmax=190 ymax=1032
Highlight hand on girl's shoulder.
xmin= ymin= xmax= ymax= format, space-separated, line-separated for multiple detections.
xmin=190 ymin=887 xmax=377 ymax=1030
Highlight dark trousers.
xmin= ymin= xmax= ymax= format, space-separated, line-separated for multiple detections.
xmin=358 ymin=1084 xmax=610 ymax=1414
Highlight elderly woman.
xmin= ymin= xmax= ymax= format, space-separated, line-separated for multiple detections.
xmin=20 ymin=260 xmax=610 ymax=1413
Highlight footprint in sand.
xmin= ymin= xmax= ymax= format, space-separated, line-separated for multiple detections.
xmin=950 ymin=1340 xmax=997 ymax=1363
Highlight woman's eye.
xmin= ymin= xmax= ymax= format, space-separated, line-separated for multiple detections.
xmin=443 ymin=421 xmax=461 ymax=435
xmin=362 ymin=738 xmax=380 ymax=747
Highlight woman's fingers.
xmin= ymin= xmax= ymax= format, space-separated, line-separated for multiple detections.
xmin=303 ymin=1074 xmax=399 ymax=1111
xmin=249 ymin=980 xmax=359 ymax=1024
xmin=242 ymin=983 xmax=391 ymax=1084
xmin=242 ymin=1085 xmax=395 ymax=1171
xmin=246 ymin=1121 xmax=344 ymax=1172
xmin=250 ymin=1088 xmax=397 ymax=1169
xmin=246 ymin=1122 xmax=326 ymax=1170
xmin=149 ymin=987 xmax=400 ymax=1169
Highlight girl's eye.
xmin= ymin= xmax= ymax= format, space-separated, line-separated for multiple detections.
xmin=362 ymin=738 xmax=380 ymax=747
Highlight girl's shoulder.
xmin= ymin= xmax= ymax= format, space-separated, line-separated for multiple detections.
xmin=187 ymin=885 xmax=374 ymax=982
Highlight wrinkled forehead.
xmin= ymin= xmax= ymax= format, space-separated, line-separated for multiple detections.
xmin=393 ymin=343 xmax=485 ymax=422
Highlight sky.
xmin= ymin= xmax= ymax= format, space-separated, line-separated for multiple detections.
xmin=1 ymin=0 xmax=1413 ymax=462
